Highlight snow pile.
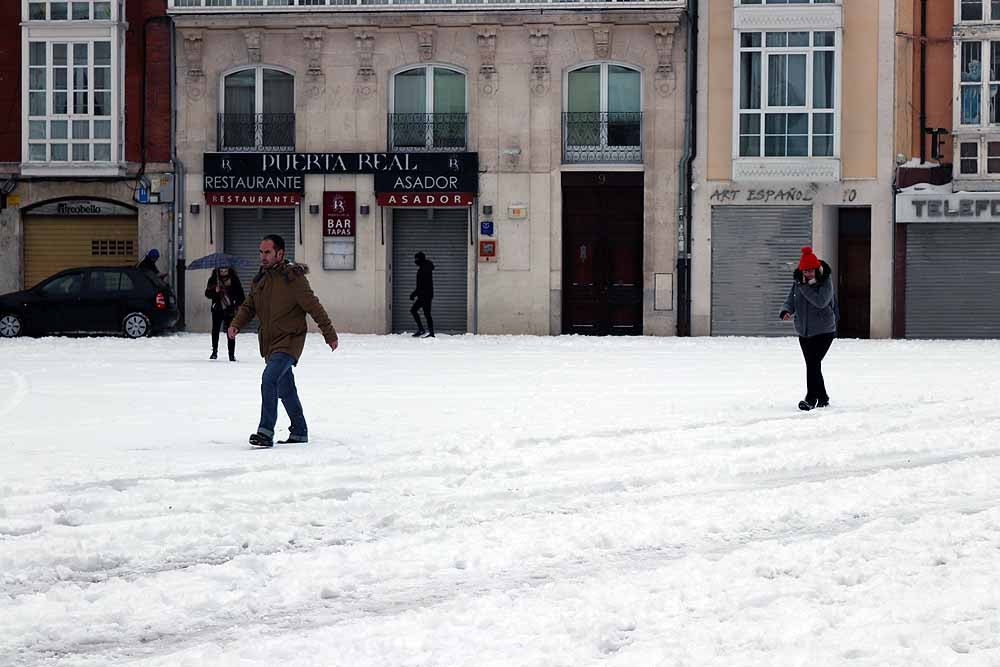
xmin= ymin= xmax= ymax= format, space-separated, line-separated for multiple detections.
xmin=2 ymin=333 xmax=1000 ymax=665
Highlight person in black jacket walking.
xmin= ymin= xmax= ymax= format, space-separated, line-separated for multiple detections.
xmin=409 ymin=251 xmax=435 ymax=337
xmin=779 ymin=246 xmax=839 ymax=411
xmin=205 ymin=266 xmax=245 ymax=360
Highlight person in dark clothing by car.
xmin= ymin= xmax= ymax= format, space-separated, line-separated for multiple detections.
xmin=137 ymin=249 xmax=167 ymax=281
xmin=205 ymin=267 xmax=245 ymax=361
xmin=409 ymin=251 xmax=435 ymax=338
xmin=779 ymin=246 xmax=839 ymax=411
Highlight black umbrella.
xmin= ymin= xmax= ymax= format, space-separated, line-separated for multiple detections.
xmin=186 ymin=252 xmax=256 ymax=271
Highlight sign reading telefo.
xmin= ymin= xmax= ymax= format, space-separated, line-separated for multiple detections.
xmin=323 ymin=192 xmax=355 ymax=237
xmin=203 ymin=152 xmax=479 ymax=194
xmin=896 ymin=192 xmax=1000 ymax=223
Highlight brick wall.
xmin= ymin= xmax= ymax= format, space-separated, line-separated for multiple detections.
xmin=125 ymin=0 xmax=171 ymax=164
xmin=0 ymin=2 xmax=22 ymax=163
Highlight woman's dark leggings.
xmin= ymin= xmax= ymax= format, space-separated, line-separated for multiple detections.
xmin=211 ymin=309 xmax=236 ymax=358
xmin=798 ymin=333 xmax=835 ymax=403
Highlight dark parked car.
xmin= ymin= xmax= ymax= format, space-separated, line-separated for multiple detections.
xmin=0 ymin=266 xmax=178 ymax=338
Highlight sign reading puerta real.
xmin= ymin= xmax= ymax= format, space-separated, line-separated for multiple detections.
xmin=202 ymin=152 xmax=478 ymax=207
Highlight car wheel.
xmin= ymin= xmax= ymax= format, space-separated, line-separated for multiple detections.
xmin=0 ymin=313 xmax=22 ymax=338
xmin=123 ymin=312 xmax=151 ymax=338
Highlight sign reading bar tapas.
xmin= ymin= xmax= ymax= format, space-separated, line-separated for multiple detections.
xmin=376 ymin=192 xmax=474 ymax=207
xmin=323 ymin=191 xmax=355 ymax=237
xmin=205 ymin=192 xmax=302 ymax=207
xmin=203 ymin=152 xmax=479 ymax=194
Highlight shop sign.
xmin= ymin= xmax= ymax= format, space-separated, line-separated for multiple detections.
xmin=205 ymin=192 xmax=302 ymax=207
xmin=896 ymin=192 xmax=1000 ymax=223
xmin=25 ymin=199 xmax=136 ymax=216
xmin=376 ymin=192 xmax=474 ymax=207
xmin=323 ymin=191 xmax=355 ymax=237
xmin=203 ymin=152 xmax=479 ymax=194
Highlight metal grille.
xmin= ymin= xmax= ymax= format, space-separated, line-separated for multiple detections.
xmin=562 ymin=112 xmax=643 ymax=164
xmin=217 ymin=113 xmax=295 ymax=152
xmin=391 ymin=208 xmax=469 ymax=334
xmin=91 ymin=239 xmax=136 ymax=256
xmin=388 ymin=113 xmax=468 ymax=152
xmin=905 ymin=223 xmax=1000 ymax=339
xmin=711 ymin=206 xmax=812 ymax=337
xmin=223 ymin=207 xmax=296 ymax=332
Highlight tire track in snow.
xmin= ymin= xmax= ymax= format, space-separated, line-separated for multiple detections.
xmin=0 ymin=369 xmax=29 ymax=420
xmin=7 ymin=445 xmax=1000 ymax=601
xmin=12 ymin=489 xmax=1000 ymax=667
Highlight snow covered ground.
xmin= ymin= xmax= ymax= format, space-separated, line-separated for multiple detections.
xmin=2 ymin=332 xmax=1000 ymax=666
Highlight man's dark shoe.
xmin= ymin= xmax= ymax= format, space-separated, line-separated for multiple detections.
xmin=278 ymin=435 xmax=308 ymax=444
xmin=816 ymin=399 xmax=830 ymax=408
xmin=411 ymin=330 xmax=426 ymax=338
xmin=798 ymin=399 xmax=816 ymax=412
xmin=210 ymin=351 xmax=218 ymax=360
xmin=423 ymin=332 xmax=435 ymax=338
xmin=249 ymin=432 xmax=274 ymax=448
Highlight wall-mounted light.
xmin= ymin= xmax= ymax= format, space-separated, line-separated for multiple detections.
xmin=309 ymin=204 xmax=320 ymax=215
xmin=482 ymin=205 xmax=493 ymax=216
xmin=359 ymin=204 xmax=370 ymax=216
xmin=189 ymin=203 xmax=200 ymax=215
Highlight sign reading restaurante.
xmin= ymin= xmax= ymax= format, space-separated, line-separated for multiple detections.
xmin=203 ymin=152 xmax=479 ymax=194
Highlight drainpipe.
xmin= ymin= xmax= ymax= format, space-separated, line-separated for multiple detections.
xmin=919 ymin=0 xmax=927 ymax=163
xmin=676 ymin=0 xmax=698 ymax=336
xmin=171 ymin=20 xmax=187 ymax=331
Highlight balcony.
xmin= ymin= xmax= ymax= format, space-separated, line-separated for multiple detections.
xmin=170 ymin=0 xmax=683 ymax=12
xmin=389 ymin=113 xmax=468 ymax=152
xmin=217 ymin=113 xmax=295 ymax=152
xmin=562 ymin=112 xmax=643 ymax=164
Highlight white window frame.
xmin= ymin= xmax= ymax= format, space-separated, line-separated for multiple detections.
xmin=24 ymin=0 xmax=116 ymax=21
xmin=21 ymin=0 xmax=124 ymax=176
xmin=956 ymin=0 xmax=1000 ymax=23
xmin=731 ymin=1 xmax=842 ymax=181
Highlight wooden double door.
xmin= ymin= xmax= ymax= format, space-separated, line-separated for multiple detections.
xmin=562 ymin=172 xmax=644 ymax=336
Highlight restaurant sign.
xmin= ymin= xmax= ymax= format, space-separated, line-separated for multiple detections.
xmin=203 ymin=152 xmax=479 ymax=194
xmin=376 ymin=192 xmax=474 ymax=207
xmin=205 ymin=192 xmax=301 ymax=207
xmin=323 ymin=191 xmax=355 ymax=237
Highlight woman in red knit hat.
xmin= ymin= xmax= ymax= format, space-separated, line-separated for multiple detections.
xmin=779 ymin=246 xmax=839 ymax=411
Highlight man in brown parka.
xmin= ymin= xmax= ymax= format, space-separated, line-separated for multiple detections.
xmin=228 ymin=234 xmax=338 ymax=448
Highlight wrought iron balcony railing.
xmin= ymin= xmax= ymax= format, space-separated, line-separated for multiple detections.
xmin=171 ymin=0 xmax=683 ymax=11
xmin=562 ymin=112 xmax=643 ymax=164
xmin=389 ymin=113 xmax=468 ymax=152
xmin=217 ymin=113 xmax=296 ymax=152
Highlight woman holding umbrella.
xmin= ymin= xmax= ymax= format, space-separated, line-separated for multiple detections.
xmin=205 ymin=266 xmax=245 ymax=360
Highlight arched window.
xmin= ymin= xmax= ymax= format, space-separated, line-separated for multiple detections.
xmin=220 ymin=66 xmax=295 ymax=151
xmin=391 ymin=65 xmax=467 ymax=151
xmin=564 ymin=63 xmax=642 ymax=163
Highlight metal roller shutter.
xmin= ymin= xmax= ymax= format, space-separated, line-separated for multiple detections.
xmin=223 ymin=208 xmax=296 ymax=332
xmin=23 ymin=216 xmax=137 ymax=289
xmin=391 ymin=208 xmax=469 ymax=334
xmin=905 ymin=223 xmax=1000 ymax=339
xmin=711 ymin=205 xmax=812 ymax=337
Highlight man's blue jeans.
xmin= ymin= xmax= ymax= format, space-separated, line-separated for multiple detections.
xmin=258 ymin=352 xmax=306 ymax=439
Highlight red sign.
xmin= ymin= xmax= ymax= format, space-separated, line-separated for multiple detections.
xmin=376 ymin=192 xmax=474 ymax=207
xmin=205 ymin=192 xmax=302 ymax=207
xmin=323 ymin=191 xmax=356 ymax=237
